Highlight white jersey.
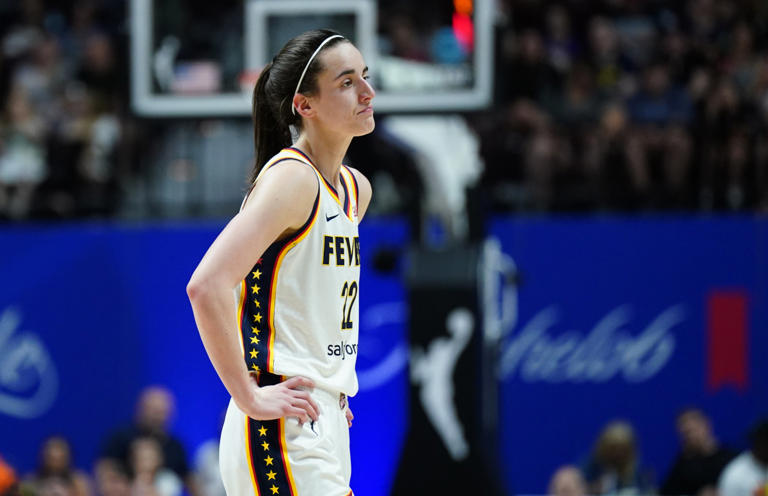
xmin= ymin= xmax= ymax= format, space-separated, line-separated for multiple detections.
xmin=236 ymin=147 xmax=361 ymax=396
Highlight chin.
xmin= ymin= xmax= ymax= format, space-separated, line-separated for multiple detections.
xmin=353 ymin=119 xmax=376 ymax=137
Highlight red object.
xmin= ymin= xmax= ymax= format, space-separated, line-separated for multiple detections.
xmin=452 ymin=13 xmax=474 ymax=52
xmin=707 ymin=291 xmax=749 ymax=391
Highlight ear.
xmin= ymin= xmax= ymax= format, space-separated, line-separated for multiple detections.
xmin=292 ymin=94 xmax=315 ymax=118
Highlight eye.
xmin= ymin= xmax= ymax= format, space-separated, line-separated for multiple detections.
xmin=342 ymin=79 xmax=353 ymax=87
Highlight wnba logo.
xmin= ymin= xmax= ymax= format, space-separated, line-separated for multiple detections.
xmin=0 ymin=308 xmax=59 ymax=418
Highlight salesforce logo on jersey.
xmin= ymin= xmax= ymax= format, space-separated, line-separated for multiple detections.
xmin=497 ymin=304 xmax=685 ymax=384
xmin=327 ymin=340 xmax=359 ymax=360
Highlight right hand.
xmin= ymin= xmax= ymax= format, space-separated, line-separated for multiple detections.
xmin=237 ymin=376 xmax=320 ymax=425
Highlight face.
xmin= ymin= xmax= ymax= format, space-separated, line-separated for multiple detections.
xmin=549 ymin=467 xmax=587 ymax=496
xmin=42 ymin=438 xmax=71 ymax=472
xmin=130 ymin=438 xmax=163 ymax=475
xmin=299 ymin=42 xmax=375 ymax=137
xmin=137 ymin=387 xmax=173 ymax=431
xmin=677 ymin=411 xmax=712 ymax=451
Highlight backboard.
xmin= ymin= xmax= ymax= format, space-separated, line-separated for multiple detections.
xmin=130 ymin=0 xmax=493 ymax=117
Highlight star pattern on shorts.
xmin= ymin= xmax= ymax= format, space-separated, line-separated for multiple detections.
xmin=270 ymin=485 xmax=279 ymax=495
xmin=264 ymin=455 xmax=274 ymax=466
xmin=266 ymin=470 xmax=276 ymax=481
xmin=258 ymin=426 xmax=268 ymax=437
xmin=261 ymin=441 xmax=269 ymax=451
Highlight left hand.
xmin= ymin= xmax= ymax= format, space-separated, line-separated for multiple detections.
xmin=345 ymin=405 xmax=354 ymax=427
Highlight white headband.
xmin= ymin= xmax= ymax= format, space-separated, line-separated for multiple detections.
xmin=291 ymin=34 xmax=344 ymax=115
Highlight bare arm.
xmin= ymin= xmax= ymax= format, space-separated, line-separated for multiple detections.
xmin=187 ymin=161 xmax=320 ymax=423
xmin=348 ymin=167 xmax=373 ymax=222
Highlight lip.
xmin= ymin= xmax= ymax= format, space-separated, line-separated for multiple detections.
xmin=358 ymin=106 xmax=374 ymax=115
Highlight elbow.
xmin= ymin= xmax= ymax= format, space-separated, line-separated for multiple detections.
xmin=186 ymin=274 xmax=209 ymax=303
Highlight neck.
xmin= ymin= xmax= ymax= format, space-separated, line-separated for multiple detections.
xmin=294 ymin=126 xmax=351 ymax=188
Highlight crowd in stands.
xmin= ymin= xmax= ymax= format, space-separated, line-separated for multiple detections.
xmin=0 ymin=0 xmax=128 ymax=220
xmin=1 ymin=1 xmax=768 ymax=220
xmin=475 ymin=0 xmax=768 ymax=212
xmin=546 ymin=410 xmax=768 ymax=496
xmin=0 ymin=386 xmax=224 ymax=496
xmin=0 ymin=387 xmax=765 ymax=496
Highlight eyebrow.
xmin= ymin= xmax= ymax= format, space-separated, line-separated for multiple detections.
xmin=334 ymin=66 xmax=369 ymax=81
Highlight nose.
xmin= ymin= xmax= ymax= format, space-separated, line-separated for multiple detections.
xmin=360 ymin=78 xmax=375 ymax=102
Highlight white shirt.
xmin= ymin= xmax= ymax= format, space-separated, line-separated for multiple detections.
xmin=718 ymin=452 xmax=768 ymax=496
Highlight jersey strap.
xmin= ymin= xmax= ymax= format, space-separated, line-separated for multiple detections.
xmin=341 ymin=166 xmax=359 ymax=220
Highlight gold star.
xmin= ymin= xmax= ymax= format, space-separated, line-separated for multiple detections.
xmin=252 ymin=269 xmax=262 ymax=279
xmin=266 ymin=470 xmax=276 ymax=480
xmin=254 ymin=299 xmax=261 ymax=308
xmin=251 ymin=284 xmax=261 ymax=295
xmin=251 ymin=326 xmax=260 ymax=335
xmin=250 ymin=336 xmax=259 ymax=344
xmin=258 ymin=426 xmax=268 ymax=437
xmin=253 ymin=313 xmax=262 ymax=323
xmin=249 ymin=349 xmax=258 ymax=359
xmin=250 ymin=363 xmax=260 ymax=372
xmin=261 ymin=441 xmax=269 ymax=451
xmin=270 ymin=485 xmax=279 ymax=495
xmin=264 ymin=455 xmax=274 ymax=466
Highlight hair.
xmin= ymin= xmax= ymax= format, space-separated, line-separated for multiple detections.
xmin=250 ymin=29 xmax=348 ymax=183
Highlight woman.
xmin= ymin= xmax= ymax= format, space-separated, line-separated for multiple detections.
xmin=25 ymin=436 xmax=92 ymax=496
xmin=187 ymin=29 xmax=374 ymax=496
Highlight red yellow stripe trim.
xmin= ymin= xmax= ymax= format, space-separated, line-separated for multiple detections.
xmin=278 ymin=418 xmax=299 ymax=495
xmin=245 ymin=417 xmax=262 ymax=495
xmin=340 ymin=167 xmax=357 ymax=220
xmin=237 ymin=280 xmax=247 ymax=357
xmin=266 ymin=201 xmax=320 ymax=372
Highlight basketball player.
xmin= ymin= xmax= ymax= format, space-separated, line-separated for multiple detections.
xmin=187 ymin=29 xmax=374 ymax=496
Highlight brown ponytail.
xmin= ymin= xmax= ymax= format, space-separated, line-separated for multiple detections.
xmin=248 ymin=29 xmax=348 ymax=183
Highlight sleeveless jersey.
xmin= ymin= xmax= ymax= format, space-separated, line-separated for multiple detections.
xmin=236 ymin=147 xmax=361 ymax=396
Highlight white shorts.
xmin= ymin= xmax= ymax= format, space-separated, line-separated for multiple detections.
xmin=219 ymin=380 xmax=353 ymax=496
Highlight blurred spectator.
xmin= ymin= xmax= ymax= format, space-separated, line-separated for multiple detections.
xmin=11 ymin=32 xmax=69 ymax=126
xmin=24 ymin=436 xmax=91 ymax=496
xmin=37 ymin=476 xmax=77 ymax=496
xmin=383 ymin=12 xmax=430 ymax=62
xmin=192 ymin=440 xmax=225 ymax=496
xmin=127 ymin=438 xmax=182 ymax=496
xmin=587 ymin=16 xmax=633 ymax=98
xmin=0 ymin=455 xmax=18 ymax=496
xmin=625 ymin=62 xmax=693 ymax=208
xmin=660 ymin=408 xmax=737 ymax=496
xmin=582 ymin=420 xmax=655 ymax=495
xmin=93 ymin=459 xmax=130 ymax=496
xmin=0 ymin=84 xmax=47 ymax=219
xmin=548 ymin=465 xmax=587 ymax=496
xmin=544 ymin=4 xmax=579 ymax=76
xmin=100 ymin=387 xmax=192 ymax=494
xmin=590 ymin=104 xmax=637 ymax=209
xmin=718 ymin=418 xmax=768 ymax=496
xmin=499 ymin=29 xmax=559 ymax=104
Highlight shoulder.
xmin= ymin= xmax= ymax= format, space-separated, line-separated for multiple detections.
xmin=345 ymin=166 xmax=371 ymax=194
xmin=718 ymin=453 xmax=750 ymax=488
xmin=257 ymin=158 xmax=317 ymax=191
xmin=245 ymin=159 xmax=318 ymax=207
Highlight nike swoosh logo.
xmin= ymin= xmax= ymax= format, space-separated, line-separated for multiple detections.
xmin=326 ymin=213 xmax=340 ymax=221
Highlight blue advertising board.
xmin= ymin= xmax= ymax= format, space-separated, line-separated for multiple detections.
xmin=0 ymin=216 xmax=765 ymax=494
